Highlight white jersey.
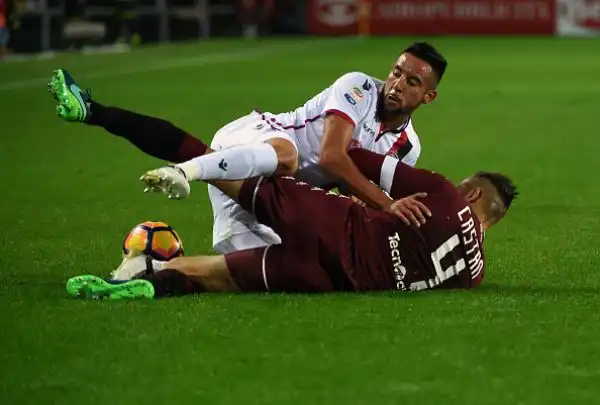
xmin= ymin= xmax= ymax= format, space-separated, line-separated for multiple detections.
xmin=207 ymin=72 xmax=423 ymax=255
xmin=259 ymin=72 xmax=421 ymax=169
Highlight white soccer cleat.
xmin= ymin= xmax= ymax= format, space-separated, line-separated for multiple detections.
xmin=140 ymin=166 xmax=191 ymax=200
xmin=110 ymin=254 xmax=154 ymax=281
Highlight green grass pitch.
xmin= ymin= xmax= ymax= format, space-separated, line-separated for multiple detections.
xmin=1 ymin=36 xmax=600 ymax=404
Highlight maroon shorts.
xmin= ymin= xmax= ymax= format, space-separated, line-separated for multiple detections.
xmin=224 ymin=176 xmax=357 ymax=293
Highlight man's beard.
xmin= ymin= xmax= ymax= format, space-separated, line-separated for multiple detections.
xmin=376 ymin=89 xmax=413 ymax=122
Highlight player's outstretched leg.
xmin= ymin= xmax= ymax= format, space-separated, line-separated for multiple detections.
xmin=140 ymin=137 xmax=295 ymax=201
xmin=47 ymin=69 xmax=208 ymax=163
xmin=48 ymin=69 xmax=92 ymax=122
xmin=66 ymin=275 xmax=155 ymax=300
xmin=141 ymin=164 xmax=246 ymax=202
xmin=156 ymin=255 xmax=241 ymax=292
xmin=66 ymin=255 xmax=238 ymax=300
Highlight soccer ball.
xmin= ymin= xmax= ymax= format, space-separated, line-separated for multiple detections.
xmin=122 ymin=221 xmax=184 ymax=261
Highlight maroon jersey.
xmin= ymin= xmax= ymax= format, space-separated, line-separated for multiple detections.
xmin=228 ymin=148 xmax=485 ymax=293
xmin=346 ymin=148 xmax=485 ymax=291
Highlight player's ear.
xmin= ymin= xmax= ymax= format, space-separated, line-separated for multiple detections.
xmin=464 ymin=187 xmax=482 ymax=204
xmin=423 ymin=89 xmax=437 ymax=104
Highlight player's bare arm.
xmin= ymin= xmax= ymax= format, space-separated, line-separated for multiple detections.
xmin=319 ymin=114 xmax=431 ymax=226
xmin=318 ymin=113 xmax=396 ymax=212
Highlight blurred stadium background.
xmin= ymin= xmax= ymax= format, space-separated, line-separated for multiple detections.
xmin=2 ymin=1 xmax=600 ymax=404
xmin=2 ymin=0 xmax=597 ymax=55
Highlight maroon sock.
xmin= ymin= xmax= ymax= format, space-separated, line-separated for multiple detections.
xmin=139 ymin=269 xmax=205 ymax=298
xmin=177 ymin=132 xmax=211 ymax=162
xmin=88 ymin=101 xmax=207 ymax=163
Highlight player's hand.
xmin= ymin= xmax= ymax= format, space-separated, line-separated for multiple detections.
xmin=388 ymin=193 xmax=432 ymax=227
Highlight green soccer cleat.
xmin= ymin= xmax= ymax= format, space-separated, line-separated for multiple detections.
xmin=47 ymin=69 xmax=92 ymax=122
xmin=66 ymin=275 xmax=155 ymax=300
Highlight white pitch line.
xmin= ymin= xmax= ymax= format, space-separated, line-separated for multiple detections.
xmin=0 ymin=49 xmax=264 ymax=92
xmin=0 ymin=39 xmax=346 ymax=93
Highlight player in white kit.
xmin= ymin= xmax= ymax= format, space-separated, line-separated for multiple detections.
xmin=143 ymin=42 xmax=448 ymax=254
xmin=198 ymin=73 xmax=424 ymax=253
xmin=48 ymin=42 xmax=447 ymax=258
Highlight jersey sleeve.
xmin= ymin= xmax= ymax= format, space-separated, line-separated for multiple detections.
xmin=347 ymin=148 xmax=449 ymax=199
xmin=322 ymin=72 xmax=373 ymax=128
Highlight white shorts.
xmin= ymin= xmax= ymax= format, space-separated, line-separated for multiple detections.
xmin=209 ymin=111 xmax=297 ymax=254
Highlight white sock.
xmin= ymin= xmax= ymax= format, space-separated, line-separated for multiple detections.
xmin=176 ymin=143 xmax=279 ymax=181
xmin=151 ymin=259 xmax=166 ymax=272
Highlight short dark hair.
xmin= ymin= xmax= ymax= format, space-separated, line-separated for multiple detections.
xmin=403 ymin=42 xmax=448 ymax=84
xmin=475 ymin=172 xmax=518 ymax=211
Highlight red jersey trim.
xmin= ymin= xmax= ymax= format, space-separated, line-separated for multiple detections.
xmin=387 ymin=131 xmax=408 ymax=156
xmin=324 ymin=109 xmax=356 ymax=128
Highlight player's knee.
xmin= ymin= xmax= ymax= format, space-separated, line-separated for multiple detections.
xmin=276 ymin=158 xmax=298 ymax=176
xmin=267 ymin=138 xmax=298 ymax=176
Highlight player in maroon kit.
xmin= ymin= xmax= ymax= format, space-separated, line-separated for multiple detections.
xmin=66 ymin=146 xmax=517 ymax=299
